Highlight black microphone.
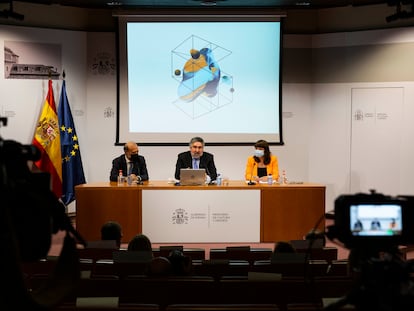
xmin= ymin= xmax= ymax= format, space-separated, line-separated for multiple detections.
xmin=201 ymin=163 xmax=214 ymax=184
xmin=133 ymin=159 xmax=144 ymax=185
xmin=136 ymin=171 xmax=144 ymax=185
xmin=248 ymin=162 xmax=256 ymax=185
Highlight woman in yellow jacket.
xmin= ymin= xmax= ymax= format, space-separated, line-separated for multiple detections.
xmin=245 ymin=139 xmax=279 ymax=183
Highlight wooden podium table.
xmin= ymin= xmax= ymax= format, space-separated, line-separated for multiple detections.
xmin=75 ymin=181 xmax=325 ymax=243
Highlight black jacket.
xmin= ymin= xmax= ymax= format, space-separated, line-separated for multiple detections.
xmin=110 ymin=154 xmax=149 ymax=181
xmin=174 ymin=151 xmax=217 ymax=181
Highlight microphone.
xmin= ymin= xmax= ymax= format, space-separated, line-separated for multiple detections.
xmin=136 ymin=171 xmax=144 ymax=185
xmin=201 ymin=163 xmax=214 ymax=184
xmin=248 ymin=162 xmax=256 ymax=185
xmin=133 ymin=159 xmax=144 ymax=185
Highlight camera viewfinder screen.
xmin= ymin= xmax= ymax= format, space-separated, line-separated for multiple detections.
xmin=350 ymin=204 xmax=402 ymax=236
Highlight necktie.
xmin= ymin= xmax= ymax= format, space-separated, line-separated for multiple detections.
xmin=193 ymin=158 xmax=199 ymax=169
xmin=128 ymin=162 xmax=133 ymax=175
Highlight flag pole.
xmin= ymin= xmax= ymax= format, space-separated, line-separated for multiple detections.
xmin=58 ymin=71 xmax=86 ymax=206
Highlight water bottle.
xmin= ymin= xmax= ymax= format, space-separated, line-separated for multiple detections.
xmin=216 ymin=174 xmax=222 ymax=186
xmin=282 ymin=170 xmax=288 ymax=184
xmin=117 ymin=170 xmax=124 ymax=186
xmin=267 ymin=174 xmax=273 ymax=185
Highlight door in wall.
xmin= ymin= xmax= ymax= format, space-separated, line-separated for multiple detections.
xmin=350 ymin=87 xmax=403 ymax=196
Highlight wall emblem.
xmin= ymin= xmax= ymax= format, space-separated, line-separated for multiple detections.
xmin=91 ymin=52 xmax=115 ymax=75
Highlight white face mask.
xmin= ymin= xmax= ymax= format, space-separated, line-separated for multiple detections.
xmin=254 ymin=150 xmax=264 ymax=157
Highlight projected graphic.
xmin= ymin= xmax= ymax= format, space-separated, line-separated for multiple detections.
xmin=123 ymin=20 xmax=282 ymax=144
xmin=172 ymin=35 xmax=234 ymax=119
xmin=177 ymin=47 xmax=220 ymax=102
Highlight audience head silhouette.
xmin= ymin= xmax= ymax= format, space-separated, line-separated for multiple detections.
xmin=100 ymin=221 xmax=123 ymax=248
xmin=147 ymin=256 xmax=172 ymax=276
xmin=305 ymin=229 xmax=326 ymax=246
xmin=273 ymin=241 xmax=296 ymax=253
xmin=127 ymin=233 xmax=152 ymax=252
xmin=168 ymin=249 xmax=193 ymax=276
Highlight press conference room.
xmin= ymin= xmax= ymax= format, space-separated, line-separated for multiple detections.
xmin=2 ymin=1 xmax=414 ymax=310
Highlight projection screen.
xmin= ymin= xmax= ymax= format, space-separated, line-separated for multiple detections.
xmin=117 ymin=14 xmax=283 ymax=146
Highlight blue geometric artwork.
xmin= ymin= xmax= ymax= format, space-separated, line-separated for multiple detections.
xmin=171 ymin=35 xmax=234 ymax=119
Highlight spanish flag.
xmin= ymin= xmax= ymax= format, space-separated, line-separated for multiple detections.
xmin=32 ymin=79 xmax=63 ymax=198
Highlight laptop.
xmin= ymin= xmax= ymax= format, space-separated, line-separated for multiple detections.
xmin=180 ymin=168 xmax=206 ymax=186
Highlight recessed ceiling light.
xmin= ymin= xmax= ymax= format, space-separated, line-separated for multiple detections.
xmin=296 ymin=2 xmax=311 ymax=6
xmin=201 ymin=0 xmax=217 ymax=6
xmin=107 ymin=1 xmax=122 ymax=6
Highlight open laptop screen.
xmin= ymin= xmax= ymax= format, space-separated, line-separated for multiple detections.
xmin=180 ymin=168 xmax=206 ymax=186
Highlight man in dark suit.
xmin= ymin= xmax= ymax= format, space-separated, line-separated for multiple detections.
xmin=110 ymin=141 xmax=149 ymax=183
xmin=174 ymin=136 xmax=218 ymax=181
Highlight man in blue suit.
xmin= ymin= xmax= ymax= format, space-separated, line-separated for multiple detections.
xmin=174 ymin=136 xmax=217 ymax=182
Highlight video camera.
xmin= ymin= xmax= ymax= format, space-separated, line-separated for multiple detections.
xmin=325 ymin=190 xmax=414 ymax=310
xmin=327 ymin=189 xmax=414 ymax=251
xmin=1 ymin=136 xmax=66 ymax=261
xmin=0 ymin=117 xmax=84 ymax=309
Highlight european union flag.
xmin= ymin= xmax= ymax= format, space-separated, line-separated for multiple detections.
xmin=58 ymin=80 xmax=86 ymax=205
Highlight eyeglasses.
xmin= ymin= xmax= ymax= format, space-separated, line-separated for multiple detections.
xmin=191 ymin=145 xmax=203 ymax=149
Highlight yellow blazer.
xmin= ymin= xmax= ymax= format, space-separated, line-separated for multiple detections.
xmin=244 ymin=155 xmax=279 ymax=181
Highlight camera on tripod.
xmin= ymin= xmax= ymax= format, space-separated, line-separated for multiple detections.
xmin=1 ymin=116 xmax=86 ymax=309
xmin=327 ymin=189 xmax=414 ymax=252
xmin=324 ymin=190 xmax=414 ymax=311
xmin=0 ymin=115 xmax=84 ymax=262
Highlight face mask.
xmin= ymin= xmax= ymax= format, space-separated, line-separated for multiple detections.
xmin=130 ymin=154 xmax=139 ymax=162
xmin=254 ymin=150 xmax=264 ymax=157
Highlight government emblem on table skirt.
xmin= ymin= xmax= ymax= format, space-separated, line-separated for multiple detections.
xmin=172 ymin=208 xmax=189 ymax=225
